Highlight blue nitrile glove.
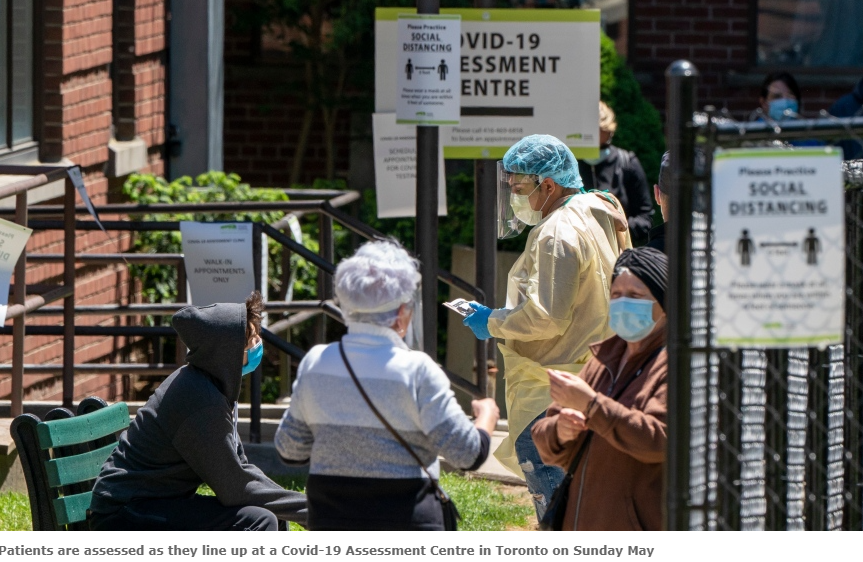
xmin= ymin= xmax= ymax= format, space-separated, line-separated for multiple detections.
xmin=463 ymin=302 xmax=493 ymax=340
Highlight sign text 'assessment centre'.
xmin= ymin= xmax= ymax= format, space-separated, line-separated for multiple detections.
xmin=377 ymin=8 xmax=600 ymax=159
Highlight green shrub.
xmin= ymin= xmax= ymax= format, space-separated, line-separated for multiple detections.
xmin=123 ymin=171 xmax=292 ymax=305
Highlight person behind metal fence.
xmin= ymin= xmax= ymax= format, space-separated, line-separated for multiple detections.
xmin=89 ymin=292 xmax=307 ymax=531
xmin=577 ymin=101 xmax=655 ymax=244
xmin=754 ymin=71 xmax=824 ymax=148
xmin=274 ymin=239 xmax=499 ymax=531
xmin=463 ymin=133 xmax=631 ymax=520
xmin=646 ymin=151 xmax=671 ymax=253
xmin=828 ymin=76 xmax=863 ymax=160
xmin=532 ymin=246 xmax=668 ymax=531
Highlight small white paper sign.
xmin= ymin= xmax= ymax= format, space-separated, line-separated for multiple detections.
xmin=180 ymin=222 xmax=256 ymax=306
xmin=396 ymin=14 xmax=461 ymax=125
xmin=373 ymin=113 xmax=447 ymax=218
xmin=712 ymin=147 xmax=845 ymax=348
xmin=0 ymin=218 xmax=33 ymax=323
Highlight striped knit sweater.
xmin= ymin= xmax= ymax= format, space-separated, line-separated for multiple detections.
xmin=275 ymin=322 xmax=489 ymax=530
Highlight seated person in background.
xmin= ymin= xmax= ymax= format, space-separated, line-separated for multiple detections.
xmin=275 ymin=239 xmax=499 ymax=531
xmin=89 ymin=292 xmax=307 ymax=531
xmin=829 ymin=76 xmax=863 ymax=160
xmin=756 ymin=71 xmax=802 ymax=122
xmin=578 ymin=101 xmax=654 ymax=244
xmin=754 ymin=71 xmax=824 ymax=147
xmin=532 ymin=247 xmax=668 ymax=531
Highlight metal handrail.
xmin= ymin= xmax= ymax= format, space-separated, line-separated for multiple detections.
xmin=0 ymin=164 xmax=78 ymax=417
xmin=1 ymin=171 xmax=490 ymax=438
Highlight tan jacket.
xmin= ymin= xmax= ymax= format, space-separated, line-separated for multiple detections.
xmin=532 ymin=329 xmax=667 ymax=531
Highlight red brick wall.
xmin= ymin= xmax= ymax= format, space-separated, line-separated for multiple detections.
xmin=0 ymin=0 xmax=168 ymax=403
xmin=222 ymin=1 xmax=351 ymax=187
xmin=630 ymin=0 xmax=852 ymax=119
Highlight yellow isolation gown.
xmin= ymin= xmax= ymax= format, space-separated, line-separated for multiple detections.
xmin=487 ymin=192 xmax=632 ymax=476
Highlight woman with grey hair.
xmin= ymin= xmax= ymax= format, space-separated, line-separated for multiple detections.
xmin=275 ymin=239 xmax=499 ymax=530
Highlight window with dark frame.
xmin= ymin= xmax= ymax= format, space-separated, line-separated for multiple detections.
xmin=757 ymin=0 xmax=863 ymax=68
xmin=0 ymin=0 xmax=34 ymax=154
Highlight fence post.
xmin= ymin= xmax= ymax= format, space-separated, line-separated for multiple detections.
xmin=63 ymin=177 xmax=76 ymax=409
xmin=174 ymin=259 xmax=188 ymax=365
xmin=11 ymin=192 xmax=27 ymax=417
xmin=315 ymin=214 xmax=334 ymax=345
xmin=416 ymin=0 xmax=440 ymax=356
xmin=250 ymin=223 xmax=263 ymax=443
xmin=472 ymin=1 xmax=495 ymax=401
xmin=665 ymin=59 xmax=699 ymax=531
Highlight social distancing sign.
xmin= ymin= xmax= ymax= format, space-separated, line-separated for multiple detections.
xmin=711 ymin=147 xmax=845 ymax=348
xmin=396 ymin=14 xmax=461 ymax=125
xmin=376 ymin=8 xmax=600 ymax=159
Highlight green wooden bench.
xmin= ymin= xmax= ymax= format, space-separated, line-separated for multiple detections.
xmin=10 ymin=397 xmax=130 ymax=530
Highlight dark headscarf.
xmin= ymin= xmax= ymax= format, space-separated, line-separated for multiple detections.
xmin=612 ymin=247 xmax=668 ymax=311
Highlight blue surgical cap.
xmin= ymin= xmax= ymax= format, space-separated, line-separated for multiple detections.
xmin=502 ymin=134 xmax=584 ymax=191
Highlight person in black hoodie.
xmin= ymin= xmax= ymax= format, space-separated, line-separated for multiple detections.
xmin=89 ymin=292 xmax=307 ymax=531
xmin=578 ymin=101 xmax=654 ymax=244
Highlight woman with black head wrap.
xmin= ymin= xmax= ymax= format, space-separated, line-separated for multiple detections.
xmin=532 ymin=246 xmax=668 ymax=531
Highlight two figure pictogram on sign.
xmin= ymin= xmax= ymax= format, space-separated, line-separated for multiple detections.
xmin=736 ymin=228 xmax=821 ymax=266
xmin=404 ymin=59 xmax=448 ymax=81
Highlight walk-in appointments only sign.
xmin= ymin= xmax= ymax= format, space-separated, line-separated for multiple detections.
xmin=712 ymin=147 xmax=845 ymax=348
xmin=396 ymin=14 xmax=461 ymax=125
xmin=377 ymin=8 xmax=600 ymax=159
xmin=180 ymin=222 xmax=256 ymax=306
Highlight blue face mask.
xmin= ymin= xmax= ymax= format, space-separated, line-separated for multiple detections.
xmin=242 ymin=340 xmax=263 ymax=376
xmin=608 ymin=297 xmax=656 ymax=342
xmin=768 ymin=98 xmax=799 ymax=121
xmin=582 ymin=147 xmax=612 ymax=166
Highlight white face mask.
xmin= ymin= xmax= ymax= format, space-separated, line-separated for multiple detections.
xmin=509 ymin=184 xmax=549 ymax=226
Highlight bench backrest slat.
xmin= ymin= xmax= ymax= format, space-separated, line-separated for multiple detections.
xmin=52 ymin=492 xmax=93 ymax=526
xmin=44 ymin=441 xmax=120 ymax=488
xmin=35 ymin=403 xmax=129 ymax=449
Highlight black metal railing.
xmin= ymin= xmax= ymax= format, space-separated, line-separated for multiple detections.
xmin=0 ymin=168 xmax=489 ymax=442
xmin=665 ymin=61 xmax=863 ymax=530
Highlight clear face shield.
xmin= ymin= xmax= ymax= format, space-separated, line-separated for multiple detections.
xmin=497 ymin=161 xmax=541 ymax=239
xmin=402 ymin=284 xmax=423 ymax=352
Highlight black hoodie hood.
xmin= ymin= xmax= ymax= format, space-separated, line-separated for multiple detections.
xmin=172 ymin=302 xmax=246 ymax=403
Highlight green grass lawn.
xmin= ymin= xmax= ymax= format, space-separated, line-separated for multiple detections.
xmin=1 ymin=473 xmax=532 ymax=531
xmin=0 ymin=492 xmax=31 ymax=531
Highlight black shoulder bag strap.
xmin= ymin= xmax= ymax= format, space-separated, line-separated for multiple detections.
xmin=338 ymin=340 xmax=459 ymax=515
xmin=560 ymin=345 xmax=665 ymax=479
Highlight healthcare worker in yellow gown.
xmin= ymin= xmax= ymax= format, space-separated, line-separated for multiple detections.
xmin=464 ymin=134 xmax=631 ymax=519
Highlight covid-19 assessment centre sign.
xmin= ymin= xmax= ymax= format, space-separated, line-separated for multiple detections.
xmin=712 ymin=147 xmax=845 ymax=348
xmin=376 ymin=8 xmax=600 ymax=159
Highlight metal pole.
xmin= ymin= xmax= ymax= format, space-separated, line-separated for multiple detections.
xmin=664 ymin=60 xmax=699 ymax=531
xmin=63 ymin=178 xmax=76 ymax=409
xmin=475 ymin=160 xmax=496 ymax=397
xmin=250 ymin=223 xmax=263 ymax=443
xmin=416 ymin=0 xmax=440 ymax=356
xmin=174 ymin=261 xmax=187 ymax=365
xmin=315 ymin=214 xmax=335 ymax=343
xmin=473 ymin=0 xmax=496 ymax=399
xmin=10 ymin=192 xmax=27 ymax=417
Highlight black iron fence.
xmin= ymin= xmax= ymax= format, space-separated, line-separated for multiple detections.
xmin=665 ymin=61 xmax=863 ymax=530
